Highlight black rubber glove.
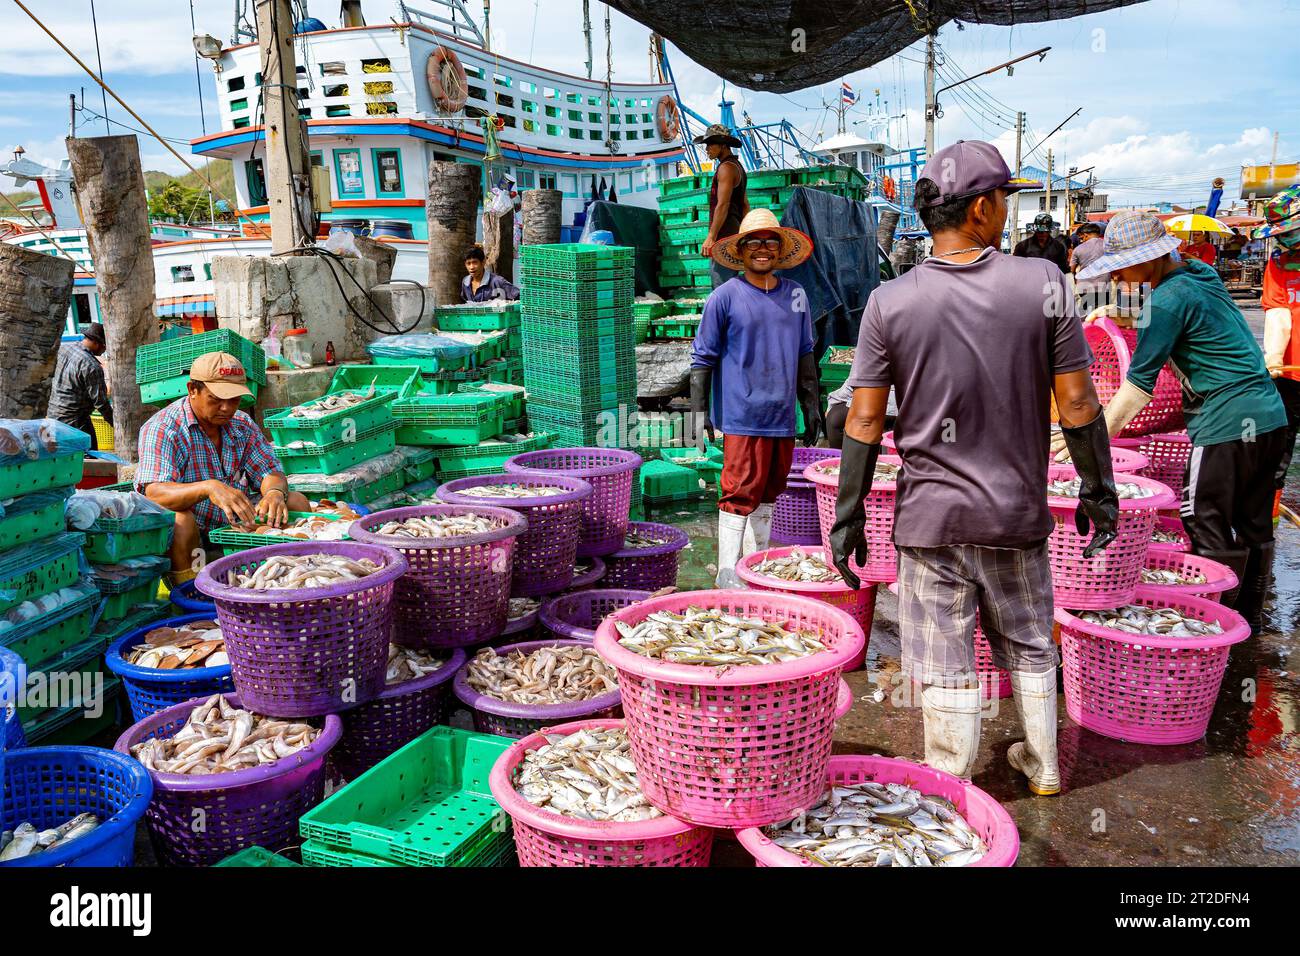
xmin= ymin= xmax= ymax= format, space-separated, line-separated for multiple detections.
xmin=689 ymin=367 xmax=716 ymax=454
xmin=797 ymin=352 xmax=824 ymax=447
xmin=1060 ymin=410 xmax=1120 ymax=557
xmin=828 ymin=434 xmax=881 ymax=590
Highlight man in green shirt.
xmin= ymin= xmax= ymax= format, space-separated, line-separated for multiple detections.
xmin=1074 ymin=210 xmax=1287 ymax=631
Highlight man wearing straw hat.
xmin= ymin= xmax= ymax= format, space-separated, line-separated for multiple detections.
xmin=693 ymin=123 xmax=750 ymax=289
xmin=830 ymin=140 xmax=1118 ymax=796
xmin=1074 ymin=209 xmax=1287 ymax=631
xmin=691 ymin=208 xmax=822 ymax=586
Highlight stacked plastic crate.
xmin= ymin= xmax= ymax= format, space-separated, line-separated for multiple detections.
xmin=435 ymin=301 xmax=525 ymax=389
xmin=520 ymin=244 xmax=639 ymax=449
xmin=135 ymin=329 xmax=267 ymax=409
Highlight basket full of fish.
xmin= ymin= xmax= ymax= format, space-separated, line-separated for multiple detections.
xmin=106 ymin=613 xmax=236 ymax=722
xmin=348 ymin=505 xmax=527 ymax=649
xmin=488 ymin=719 xmax=714 ymax=866
xmin=504 ymin=447 xmax=643 ymax=558
xmin=737 ymin=546 xmax=876 ymax=670
xmin=1046 ymin=464 xmax=1177 ymax=610
xmin=805 ymin=455 xmax=903 ymax=584
xmin=436 ymin=474 xmax=593 ymax=597
xmin=735 ymin=754 xmax=1019 ymax=867
xmin=599 ymin=522 xmax=689 ymax=592
xmin=593 ymin=589 xmax=865 ymax=828
xmin=331 ymin=645 xmax=467 ymax=781
xmin=1140 ymin=550 xmax=1237 ymax=602
xmin=502 ymin=595 xmax=543 ymax=638
xmin=453 ymin=639 xmax=622 ymax=738
xmin=1056 ymin=588 xmax=1249 ymax=745
xmin=1 ymin=746 xmax=153 ymax=867
xmin=539 ymin=588 xmax=653 ymax=644
xmin=195 ymin=541 xmax=408 ymax=717
xmin=1148 ymin=515 xmax=1191 ymax=555
xmin=114 ymin=692 xmax=342 ymax=866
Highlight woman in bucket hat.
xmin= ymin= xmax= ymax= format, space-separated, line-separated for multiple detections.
xmin=1073 ymin=209 xmax=1288 ymax=632
xmin=690 ymin=208 xmax=821 ymax=586
xmin=1256 ymin=185 xmax=1300 ymax=482
xmin=693 ymin=123 xmax=750 ymax=288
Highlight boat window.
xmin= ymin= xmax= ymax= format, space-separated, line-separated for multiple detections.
xmin=227 ymin=75 xmax=246 ymax=92
xmin=567 ymin=109 xmax=582 ymax=122
xmin=642 ymin=113 xmax=651 ymax=123
xmin=589 ymin=129 xmax=602 ymax=141
xmin=204 ymin=263 xmax=213 ymax=280
xmin=496 ymin=93 xmax=514 ymax=109
xmin=309 ymin=151 xmax=324 ymax=168
xmin=543 ymin=86 xmax=559 ymax=99
xmin=626 ymin=129 xmax=638 ymax=140
xmin=539 ymin=172 xmax=557 ymax=189
xmin=588 ymin=112 xmax=601 ymax=124
xmin=500 ymin=113 xmax=517 ymax=128
xmin=518 ymin=169 xmax=536 ymax=187
xmin=587 ymin=95 xmax=599 ymax=106
xmin=334 ymin=148 xmax=365 ymax=198
xmin=569 ymin=128 xmax=584 ymax=140
xmin=610 ymin=131 xmax=621 ymax=140
xmin=366 ymin=102 xmax=397 ymax=115
xmin=544 ymin=105 xmax=560 ymax=118
xmin=364 ymin=80 xmax=394 ymax=96
xmin=324 ymin=83 xmax=349 ymax=98
xmin=519 ymin=81 xmax=537 ymax=94
xmin=373 ymin=149 xmax=403 ymax=196
xmin=624 ymin=98 xmax=635 ymax=108
xmin=559 ymin=173 xmax=578 ymax=197
xmin=523 ymin=119 xmax=537 ymax=133
xmin=619 ymin=173 xmax=633 ymax=192
xmin=520 ymin=100 xmax=536 ymax=113
xmin=642 ymin=98 xmax=652 ymax=107
xmin=566 ymin=92 xmax=580 ymax=103
xmin=171 ymin=265 xmax=195 ymax=283
xmin=233 ymin=117 xmax=251 ymax=129
xmin=325 ymin=105 xmax=351 ymax=117
xmin=625 ymin=114 xmax=637 ymax=125
xmin=468 ymin=84 xmax=488 ymax=101
xmin=254 ymin=72 xmax=262 ymax=86
xmin=361 ymin=57 xmax=392 ymax=73
xmin=229 ymin=97 xmax=248 ymax=113
xmin=244 ymin=158 xmax=267 ymax=205
xmin=545 ymin=124 xmax=561 ymax=136
xmin=465 ymin=65 xmax=485 ymax=79
xmin=320 ymin=61 xmax=347 ymax=76
xmin=609 ymin=114 xmax=620 ymax=125
xmin=493 ymin=73 xmax=511 ymax=88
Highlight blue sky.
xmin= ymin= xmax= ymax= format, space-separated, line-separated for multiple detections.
xmin=1 ymin=0 xmax=1296 ymax=205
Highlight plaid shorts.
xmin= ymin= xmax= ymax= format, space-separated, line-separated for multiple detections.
xmin=896 ymin=542 xmax=1057 ymax=685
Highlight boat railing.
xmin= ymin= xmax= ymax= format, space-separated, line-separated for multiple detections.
xmin=400 ymin=0 xmax=485 ymax=46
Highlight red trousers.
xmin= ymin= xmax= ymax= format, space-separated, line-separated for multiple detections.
xmin=719 ymin=434 xmax=795 ymax=515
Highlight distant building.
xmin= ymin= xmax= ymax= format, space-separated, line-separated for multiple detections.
xmin=1010 ymin=164 xmax=1089 ymax=235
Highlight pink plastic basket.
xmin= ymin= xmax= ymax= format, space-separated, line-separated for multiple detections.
xmin=1047 ymin=464 xmax=1177 ymax=610
xmin=436 ymin=474 xmax=593 ymax=597
xmin=1085 ymin=319 xmax=1184 ymax=436
xmin=1148 ymin=515 xmax=1191 ymax=555
xmin=1141 ymin=550 xmax=1237 ymax=602
xmin=488 ymin=718 xmax=714 ymax=866
xmin=593 ymin=588 xmax=865 ymax=828
xmin=1117 ymin=326 xmax=1185 ymax=435
xmin=1057 ymin=587 xmax=1249 ymax=744
xmin=735 ymin=546 xmax=874 ymax=670
xmin=805 ymin=454 xmax=900 ymax=584
xmin=734 ymin=754 xmax=1019 ymax=867
xmin=505 ymin=447 xmax=642 ymax=557
xmin=1142 ymin=432 xmax=1192 ymax=497
xmin=1111 ymin=436 xmax=1152 ymax=476
xmin=886 ymin=582 xmax=1010 ymax=700
xmin=349 ymin=504 xmax=526 ymax=650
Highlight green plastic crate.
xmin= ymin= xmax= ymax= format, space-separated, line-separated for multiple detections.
xmin=2 ymin=600 xmax=98 ymax=671
xmin=819 ymin=346 xmax=855 ymax=388
xmin=661 ymin=222 xmax=711 ymax=244
xmin=640 ymin=458 xmax=703 ymax=502
xmin=209 ymin=511 xmax=347 ymax=554
xmin=518 ymin=243 xmax=634 ymax=275
xmin=0 ymin=533 xmax=85 ymax=615
xmin=301 ymin=831 xmax=515 ymax=868
xmin=747 ymin=169 xmax=797 ymax=190
xmin=0 ymin=454 xmax=84 ymax=501
xmin=328 ymin=364 xmax=423 ymax=399
xmin=658 ymin=174 xmax=705 ymax=198
xmin=430 ymin=432 xmax=553 ymax=462
xmin=100 ymin=574 xmax=164 ymax=622
xmin=0 ymin=493 xmax=69 ymax=554
xmin=265 ymin=392 xmax=397 ymax=448
xmin=392 ymin=393 xmax=507 ymax=447
xmin=139 ymin=375 xmax=260 ymax=408
xmin=350 ymin=468 xmax=407 ymax=505
xmin=648 ymin=316 xmax=701 ymax=341
xmin=215 ymin=846 xmax=304 ymax=867
xmin=16 ymin=632 xmax=109 ymax=725
xmin=459 ymin=382 xmax=525 ymax=422
xmin=298 ymin=725 xmax=514 ymax=868
xmin=434 ymin=306 xmax=521 ymax=332
xmin=23 ymin=678 xmax=121 ymax=745
xmin=91 ymin=602 xmax=170 ymax=644
xmin=636 ymin=413 xmax=682 ymax=447
xmin=399 ymin=448 xmax=438 ymax=485
xmin=519 ymin=286 xmax=634 ymax=318
xmin=660 ymin=207 xmax=699 ymax=225
xmin=274 ymin=423 xmax=397 ymax=476
xmin=136 ymin=328 xmax=266 ymax=385
xmin=82 ymin=514 xmax=175 ymax=564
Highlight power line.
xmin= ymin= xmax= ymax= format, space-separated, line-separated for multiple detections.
xmin=77 ymin=106 xmax=193 ymax=146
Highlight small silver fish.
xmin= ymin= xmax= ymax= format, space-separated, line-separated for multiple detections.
xmin=614 ymin=605 xmax=828 ymax=666
xmin=514 ymin=727 xmax=660 ymax=822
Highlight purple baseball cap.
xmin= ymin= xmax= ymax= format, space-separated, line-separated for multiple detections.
xmin=916 ymin=140 xmax=1042 ymax=208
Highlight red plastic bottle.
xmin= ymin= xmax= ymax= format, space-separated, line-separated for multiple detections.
xmin=324 ymin=340 xmax=336 ymax=366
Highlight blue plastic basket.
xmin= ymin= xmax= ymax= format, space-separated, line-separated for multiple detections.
xmin=168 ymin=579 xmax=216 ymax=613
xmin=1 ymin=745 xmax=153 ymax=866
xmin=1 ymin=644 xmax=26 ymax=751
xmin=104 ymin=613 xmax=235 ymax=722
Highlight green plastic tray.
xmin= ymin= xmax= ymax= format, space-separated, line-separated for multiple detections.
xmin=82 ymin=512 xmax=175 ymax=563
xmin=641 ymin=458 xmax=702 ymax=501
xmin=328 ymin=364 xmax=423 ymax=399
xmin=350 ymin=468 xmax=406 ymax=505
xmin=210 ymin=511 xmax=347 ymax=554
xmin=399 ymin=449 xmax=438 ymax=485
xmin=23 ymin=678 xmax=121 ymax=745
xmin=91 ymin=602 xmax=171 ymax=644
xmin=3 ymin=601 xmax=98 ymax=670
xmin=298 ymin=725 xmax=514 ymax=868
xmin=16 ymin=632 xmax=109 ymax=725
xmin=214 ymin=846 xmax=304 ymax=867
xmin=0 ymin=533 xmax=85 ymax=615
xmin=0 ymin=454 xmax=84 ymax=501
xmin=265 ymin=392 xmax=397 ymax=447
xmin=136 ymin=328 xmax=266 ymax=385
xmin=273 ymin=423 xmax=397 ymax=475
xmin=458 ymin=383 xmax=525 ymax=422
xmin=434 ymin=308 xmax=521 ymax=332
xmin=648 ymin=317 xmax=701 ymax=340
xmin=392 ymin=393 xmax=507 ymax=447
xmin=518 ymin=243 xmax=634 ymax=274
xmin=301 ymin=832 xmax=516 ymax=868
xmin=430 ymin=432 xmax=553 ymax=461
xmin=140 ymin=374 xmax=260 ymax=408
xmin=100 ymin=575 xmax=164 ymax=622
xmin=0 ymin=494 xmax=68 ymax=554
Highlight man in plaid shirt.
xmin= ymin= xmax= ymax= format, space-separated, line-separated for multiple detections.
xmin=135 ymin=352 xmax=310 ymax=580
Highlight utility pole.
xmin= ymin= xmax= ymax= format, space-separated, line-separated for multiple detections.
xmin=1046 ymin=149 xmax=1054 ymax=228
xmin=583 ymin=0 xmax=593 ymax=79
xmin=924 ymin=33 xmax=936 ymax=158
xmin=256 ymin=0 xmax=312 ymax=254
xmin=68 ymin=93 xmax=76 ymax=139
xmin=1010 ymin=110 xmax=1024 ymax=246
xmin=1065 ymin=166 xmax=1075 ymax=232
xmin=482 ymin=0 xmax=491 ymax=52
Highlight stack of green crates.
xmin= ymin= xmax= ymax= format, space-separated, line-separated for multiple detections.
xmin=430 ymin=431 xmax=553 ymax=482
xmin=135 ymin=328 xmax=266 ymax=407
xmin=632 ymin=299 xmax=673 ymax=344
xmin=520 ymin=244 xmax=638 ymax=448
xmin=820 ymin=345 xmax=855 ymax=394
xmin=266 ymin=392 xmax=399 ymax=475
xmin=656 ymin=165 xmax=869 ymax=298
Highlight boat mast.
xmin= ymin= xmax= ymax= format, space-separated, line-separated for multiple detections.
xmin=583 ymin=0 xmax=593 ymax=78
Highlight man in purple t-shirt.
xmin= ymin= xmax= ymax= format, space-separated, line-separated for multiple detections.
xmin=829 ymin=140 xmax=1119 ymax=796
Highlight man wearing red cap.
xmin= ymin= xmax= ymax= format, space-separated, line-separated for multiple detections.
xmin=136 ymin=351 xmax=311 ymax=580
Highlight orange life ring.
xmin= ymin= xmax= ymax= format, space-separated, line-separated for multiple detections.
xmin=882 ymin=174 xmax=897 ymax=202
xmin=493 ymin=114 xmax=506 ymax=132
xmin=427 ymin=46 xmax=468 ymax=113
xmin=656 ymin=95 xmax=680 ymax=142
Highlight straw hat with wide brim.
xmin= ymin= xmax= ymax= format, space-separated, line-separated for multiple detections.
xmin=711 ymin=208 xmax=813 ymax=271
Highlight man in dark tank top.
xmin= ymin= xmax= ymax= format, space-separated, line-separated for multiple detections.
xmin=694 ymin=123 xmax=750 ymax=288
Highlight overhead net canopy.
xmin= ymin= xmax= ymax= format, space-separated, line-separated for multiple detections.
xmin=606 ymin=1 xmax=1143 ymax=91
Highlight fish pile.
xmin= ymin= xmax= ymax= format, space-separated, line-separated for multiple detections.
xmin=615 ymin=606 xmax=828 ymax=666
xmin=126 ymin=619 xmax=227 ymax=670
xmin=244 ymin=513 xmax=349 ymax=541
xmin=1075 ymin=604 xmax=1223 ymax=637
xmin=622 ymin=528 xmax=668 ymax=549
xmin=307 ymin=499 xmax=362 ymax=519
xmin=513 ymin=726 xmax=660 ymax=822
xmin=508 ymin=596 xmax=539 ymax=621
xmin=371 ymin=513 xmax=499 ymax=538
xmin=765 ymin=781 xmax=988 ymax=867
xmin=1151 ymin=527 xmax=1187 ymax=545
xmin=1047 ymin=477 xmax=1152 ymax=499
xmin=386 ymin=644 xmax=447 ymax=684
xmin=1140 ymin=566 xmax=1208 ymax=586
xmin=752 ymin=547 xmax=843 ymax=584
xmin=289 ymin=390 xmax=373 ymax=419
xmin=227 ymin=553 xmax=381 ymax=590
xmin=453 ymin=483 xmax=570 ymax=499
xmin=826 ymin=347 xmax=856 ymax=364
xmin=131 ymin=694 xmax=320 ymax=774
xmin=467 ymin=643 xmax=618 ymax=705
xmin=814 ymin=461 xmax=901 ymax=482
xmin=1 ymin=814 xmax=101 ymax=862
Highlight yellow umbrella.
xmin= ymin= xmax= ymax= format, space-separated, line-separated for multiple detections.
xmin=1164 ymin=213 xmax=1232 ymax=237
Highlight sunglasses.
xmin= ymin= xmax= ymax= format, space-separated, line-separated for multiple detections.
xmin=740 ymin=237 xmax=782 ymax=251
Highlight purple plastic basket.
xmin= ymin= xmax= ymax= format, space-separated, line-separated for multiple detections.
xmin=504 ymin=447 xmax=642 ymax=557
xmin=539 ymin=588 xmax=652 ymax=643
xmin=331 ymin=648 xmax=467 ymax=781
xmin=349 ymin=504 xmax=527 ymax=650
xmin=789 ymin=446 xmax=839 ymax=478
xmin=601 ymin=521 xmax=689 ymax=591
xmin=502 ymin=600 xmax=542 ymax=638
xmin=113 ymin=692 xmax=341 ymax=866
xmin=568 ymin=556 xmax=606 ymax=591
xmin=436 ymin=474 xmax=593 ymax=597
xmin=770 ymin=480 xmax=822 ymax=546
xmin=452 ymin=638 xmax=622 ymax=738
xmin=195 ymin=541 xmax=407 ymax=718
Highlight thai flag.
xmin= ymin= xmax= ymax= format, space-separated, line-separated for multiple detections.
xmin=841 ymin=82 xmax=858 ymax=105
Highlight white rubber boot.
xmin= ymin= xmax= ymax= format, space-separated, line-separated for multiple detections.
xmin=920 ymin=684 xmax=982 ymax=779
xmin=742 ymin=503 xmax=775 ymax=556
xmin=716 ymin=510 xmax=747 ymax=588
xmin=1007 ymin=670 xmax=1061 ymax=796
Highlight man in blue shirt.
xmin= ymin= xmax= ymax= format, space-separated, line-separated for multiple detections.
xmin=690 ymin=208 xmax=822 ymax=586
xmin=461 ymin=246 xmax=519 ymax=302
